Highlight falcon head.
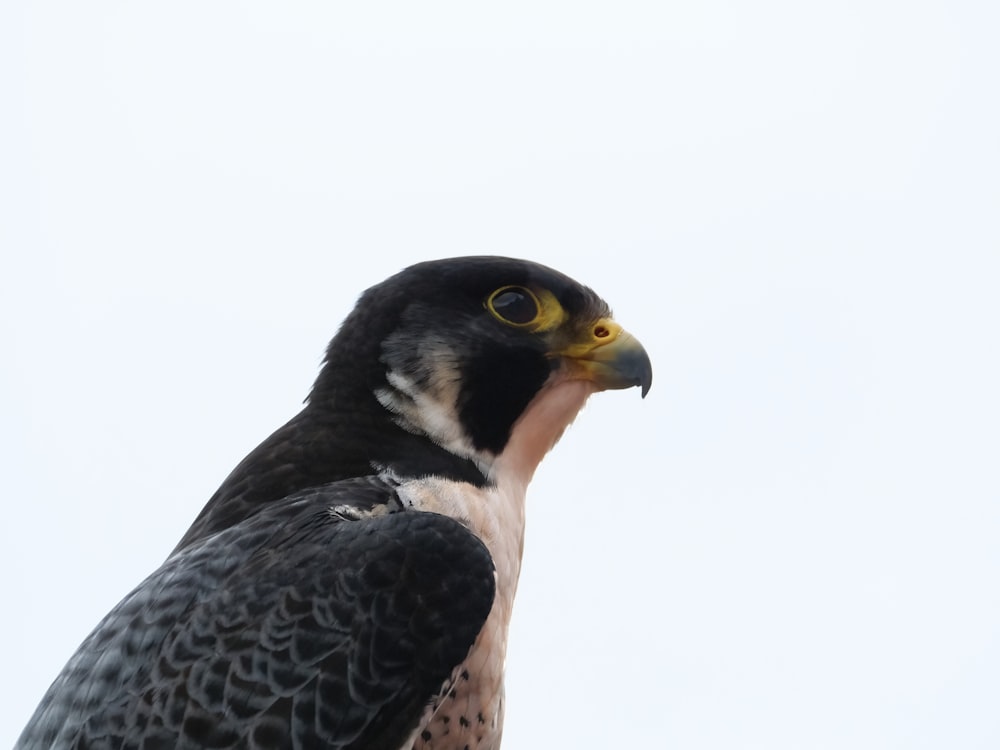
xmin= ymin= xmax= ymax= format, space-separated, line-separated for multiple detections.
xmin=312 ymin=256 xmax=652 ymax=480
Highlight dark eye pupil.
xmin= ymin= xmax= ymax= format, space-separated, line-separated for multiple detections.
xmin=492 ymin=289 xmax=538 ymax=324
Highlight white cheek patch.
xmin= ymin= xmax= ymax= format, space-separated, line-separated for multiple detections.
xmin=375 ymin=368 xmax=485 ymax=464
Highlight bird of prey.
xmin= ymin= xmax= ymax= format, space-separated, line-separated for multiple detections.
xmin=17 ymin=256 xmax=652 ymax=750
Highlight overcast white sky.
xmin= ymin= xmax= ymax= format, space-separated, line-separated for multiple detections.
xmin=2 ymin=2 xmax=999 ymax=748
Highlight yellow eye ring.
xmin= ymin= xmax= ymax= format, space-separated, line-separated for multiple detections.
xmin=486 ymin=286 xmax=543 ymax=327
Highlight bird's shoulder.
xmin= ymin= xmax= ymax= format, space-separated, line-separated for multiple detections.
xmin=18 ymin=475 xmax=496 ymax=750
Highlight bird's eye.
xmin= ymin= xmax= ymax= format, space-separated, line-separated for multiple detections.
xmin=486 ymin=286 xmax=542 ymax=327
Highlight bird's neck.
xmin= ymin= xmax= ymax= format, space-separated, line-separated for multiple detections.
xmin=173 ymin=395 xmax=486 ymax=552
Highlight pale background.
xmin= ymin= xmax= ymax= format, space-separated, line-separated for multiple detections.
xmin=2 ymin=2 xmax=998 ymax=748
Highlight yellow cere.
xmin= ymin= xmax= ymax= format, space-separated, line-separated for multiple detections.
xmin=556 ymin=317 xmax=624 ymax=358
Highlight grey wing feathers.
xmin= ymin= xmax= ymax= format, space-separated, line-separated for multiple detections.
xmin=17 ymin=479 xmax=496 ymax=750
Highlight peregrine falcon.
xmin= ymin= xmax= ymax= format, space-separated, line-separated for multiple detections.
xmin=16 ymin=256 xmax=652 ymax=749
